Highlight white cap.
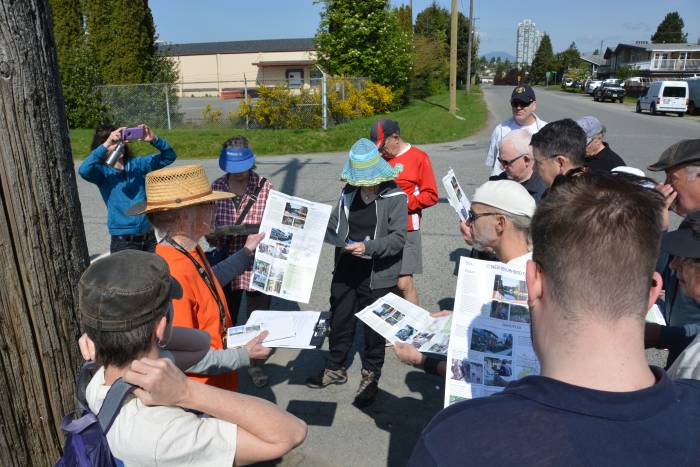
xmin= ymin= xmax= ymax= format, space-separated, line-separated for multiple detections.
xmin=472 ymin=180 xmax=536 ymax=217
xmin=611 ymin=166 xmax=645 ymax=177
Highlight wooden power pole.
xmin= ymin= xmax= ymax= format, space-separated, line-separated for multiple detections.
xmin=0 ymin=0 xmax=89 ymax=464
xmin=449 ymin=0 xmax=458 ymax=115
xmin=466 ymin=0 xmax=474 ymax=94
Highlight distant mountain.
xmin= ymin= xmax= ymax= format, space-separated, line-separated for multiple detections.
xmin=482 ymin=51 xmax=516 ymax=62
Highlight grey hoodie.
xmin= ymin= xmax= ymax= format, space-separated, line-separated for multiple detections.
xmin=326 ymin=181 xmax=407 ymax=289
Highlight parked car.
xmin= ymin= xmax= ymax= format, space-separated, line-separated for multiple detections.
xmin=593 ymin=81 xmax=625 ymax=103
xmin=636 ymin=80 xmax=688 ymax=117
xmin=585 ymin=80 xmax=602 ymax=94
xmin=561 ymin=78 xmax=574 ymax=89
xmin=688 ymin=78 xmax=700 ymax=115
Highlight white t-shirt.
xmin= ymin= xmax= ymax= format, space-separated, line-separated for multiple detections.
xmin=485 ymin=115 xmax=547 ymax=177
xmin=506 ymin=252 xmax=532 ymax=269
xmin=86 ymin=367 xmax=237 ymax=467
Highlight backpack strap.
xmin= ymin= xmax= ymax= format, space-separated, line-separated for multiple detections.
xmin=96 ymin=378 xmax=136 ymax=433
xmin=234 ymin=177 xmax=267 ymax=225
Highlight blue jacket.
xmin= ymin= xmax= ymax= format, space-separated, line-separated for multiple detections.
xmin=79 ymin=138 xmax=176 ymax=235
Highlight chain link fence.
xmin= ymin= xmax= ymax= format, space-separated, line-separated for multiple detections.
xmin=97 ymin=75 xmax=368 ymax=130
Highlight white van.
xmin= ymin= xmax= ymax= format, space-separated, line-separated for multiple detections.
xmin=636 ymin=80 xmax=688 ymax=117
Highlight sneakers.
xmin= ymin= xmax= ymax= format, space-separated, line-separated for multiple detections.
xmin=306 ymin=368 xmax=348 ymax=388
xmin=353 ymin=369 xmax=379 ymax=407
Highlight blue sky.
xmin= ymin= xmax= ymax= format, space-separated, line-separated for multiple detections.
xmin=150 ymin=0 xmax=700 ymax=56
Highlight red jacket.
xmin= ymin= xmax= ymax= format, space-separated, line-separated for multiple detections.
xmin=384 ymin=145 xmax=438 ymax=231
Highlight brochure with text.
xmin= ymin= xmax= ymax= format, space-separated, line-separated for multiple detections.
xmin=444 ymin=257 xmax=540 ymax=407
xmin=250 ymin=190 xmax=331 ymax=303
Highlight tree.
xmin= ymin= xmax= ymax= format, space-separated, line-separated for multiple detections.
xmin=651 ymin=11 xmax=687 ymax=43
xmin=414 ymin=2 xmax=478 ymax=87
xmin=394 ymin=4 xmax=413 ymax=36
xmin=530 ymin=33 xmax=554 ymax=84
xmin=412 ymin=34 xmax=448 ymax=98
xmin=554 ymin=42 xmax=580 ymax=77
xmin=48 ymin=0 xmax=106 ymax=128
xmin=614 ymin=64 xmax=640 ymax=80
xmin=315 ymin=0 xmax=412 ymax=102
xmin=85 ymin=0 xmax=156 ymax=83
xmin=0 ymin=0 xmax=90 ymax=464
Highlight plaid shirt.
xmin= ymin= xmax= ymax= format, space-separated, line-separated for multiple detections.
xmin=211 ymin=170 xmax=272 ymax=291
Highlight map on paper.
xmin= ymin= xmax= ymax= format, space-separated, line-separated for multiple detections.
xmin=226 ymin=315 xmax=295 ymax=348
xmin=441 ymin=168 xmax=471 ymax=222
xmin=444 ymin=257 xmax=540 ymax=407
xmin=356 ymin=293 xmax=451 ymax=355
xmin=250 ymin=190 xmax=331 ymax=303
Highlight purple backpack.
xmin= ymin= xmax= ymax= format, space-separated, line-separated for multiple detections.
xmin=55 ymin=363 xmax=134 ymax=467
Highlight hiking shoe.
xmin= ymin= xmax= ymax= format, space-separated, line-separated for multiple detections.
xmin=353 ymin=369 xmax=379 ymax=407
xmin=306 ymin=368 xmax=348 ymax=388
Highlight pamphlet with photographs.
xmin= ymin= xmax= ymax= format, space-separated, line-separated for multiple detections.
xmin=250 ymin=190 xmax=332 ymax=303
xmin=444 ymin=257 xmax=540 ymax=407
xmin=441 ymin=168 xmax=471 ymax=222
xmin=355 ymin=293 xmax=451 ymax=355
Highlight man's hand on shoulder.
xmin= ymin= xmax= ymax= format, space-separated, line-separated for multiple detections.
xmin=124 ymin=357 xmax=191 ymax=407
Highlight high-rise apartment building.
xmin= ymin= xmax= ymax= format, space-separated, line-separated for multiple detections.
xmin=516 ymin=19 xmax=542 ymax=66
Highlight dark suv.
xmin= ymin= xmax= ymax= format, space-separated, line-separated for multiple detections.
xmin=593 ymin=81 xmax=625 ymax=103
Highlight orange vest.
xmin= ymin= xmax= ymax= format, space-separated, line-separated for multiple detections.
xmin=156 ymin=243 xmax=238 ymax=391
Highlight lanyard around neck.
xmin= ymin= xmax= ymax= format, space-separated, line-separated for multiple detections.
xmin=162 ymin=236 xmax=228 ymax=336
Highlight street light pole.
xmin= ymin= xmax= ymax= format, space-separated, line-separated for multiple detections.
xmin=466 ymin=0 xmax=474 ymax=94
xmin=449 ymin=0 xmax=458 ymax=115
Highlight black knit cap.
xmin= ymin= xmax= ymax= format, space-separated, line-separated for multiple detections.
xmin=79 ymin=250 xmax=182 ymax=331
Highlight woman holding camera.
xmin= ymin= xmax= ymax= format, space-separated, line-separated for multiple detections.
xmin=79 ymin=123 xmax=176 ymax=253
xmin=306 ymin=138 xmax=407 ymax=407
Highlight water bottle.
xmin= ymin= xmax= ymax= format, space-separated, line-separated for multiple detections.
xmin=104 ymin=142 xmax=124 ymax=167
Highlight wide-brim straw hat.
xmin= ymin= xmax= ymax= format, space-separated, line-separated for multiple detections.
xmin=127 ymin=164 xmax=233 ymax=215
xmin=341 ymin=138 xmax=400 ymax=187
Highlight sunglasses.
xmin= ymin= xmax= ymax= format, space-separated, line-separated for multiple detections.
xmin=497 ymin=154 xmax=527 ymax=167
xmin=510 ymin=100 xmax=532 ymax=109
xmin=467 ymin=210 xmax=501 ymax=222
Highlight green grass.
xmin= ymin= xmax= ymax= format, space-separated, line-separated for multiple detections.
xmin=70 ymin=89 xmax=488 ymax=159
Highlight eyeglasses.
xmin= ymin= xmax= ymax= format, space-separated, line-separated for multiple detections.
xmin=497 ymin=154 xmax=527 ymax=167
xmin=467 ymin=210 xmax=501 ymax=222
xmin=510 ymin=100 xmax=532 ymax=109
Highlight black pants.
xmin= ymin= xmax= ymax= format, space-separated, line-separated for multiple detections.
xmin=110 ymin=231 xmax=156 ymax=253
xmin=327 ymin=254 xmax=393 ymax=378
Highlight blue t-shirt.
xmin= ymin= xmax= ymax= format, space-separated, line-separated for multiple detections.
xmin=79 ymin=138 xmax=176 ymax=235
xmin=409 ymin=367 xmax=700 ymax=467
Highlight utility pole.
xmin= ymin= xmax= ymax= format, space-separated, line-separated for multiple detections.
xmin=449 ymin=0 xmax=458 ymax=115
xmin=466 ymin=0 xmax=474 ymax=94
xmin=0 ymin=0 xmax=89 ymax=464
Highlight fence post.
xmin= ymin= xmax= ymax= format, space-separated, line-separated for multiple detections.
xmin=321 ymin=70 xmax=328 ymax=130
xmin=244 ymin=73 xmax=249 ymax=129
xmin=164 ymin=83 xmax=172 ymax=130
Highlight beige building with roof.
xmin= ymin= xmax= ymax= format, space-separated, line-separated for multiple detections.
xmin=160 ymin=38 xmax=318 ymax=97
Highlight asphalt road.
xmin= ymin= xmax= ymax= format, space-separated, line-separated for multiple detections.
xmin=74 ymin=85 xmax=699 ymax=467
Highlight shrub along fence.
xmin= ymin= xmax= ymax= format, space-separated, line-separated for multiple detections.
xmin=96 ymin=75 xmax=396 ymax=130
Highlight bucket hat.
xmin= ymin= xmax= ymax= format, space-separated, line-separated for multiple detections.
xmin=219 ymin=146 xmax=256 ymax=174
xmin=472 ymin=180 xmax=536 ymax=218
xmin=127 ymin=164 xmax=233 ymax=215
xmin=341 ymin=138 xmax=401 ymax=186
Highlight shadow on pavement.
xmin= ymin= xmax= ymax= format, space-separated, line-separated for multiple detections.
xmin=260 ymin=158 xmax=332 ymax=197
xmin=356 ymin=370 xmax=443 ymax=467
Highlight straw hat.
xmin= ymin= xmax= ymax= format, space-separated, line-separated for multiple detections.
xmin=341 ymin=138 xmax=401 ymax=187
xmin=127 ymin=164 xmax=233 ymax=215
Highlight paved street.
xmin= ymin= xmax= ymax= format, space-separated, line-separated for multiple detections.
xmin=75 ymin=85 xmax=699 ymax=467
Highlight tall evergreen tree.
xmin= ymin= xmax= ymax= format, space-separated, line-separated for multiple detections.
xmin=651 ymin=11 xmax=687 ymax=43
xmin=530 ymin=33 xmax=554 ymax=84
xmin=49 ymin=0 xmax=105 ymax=127
xmin=315 ymin=0 xmax=412 ymax=101
xmin=394 ymin=4 xmax=413 ymax=36
xmin=85 ymin=0 xmax=157 ymax=83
